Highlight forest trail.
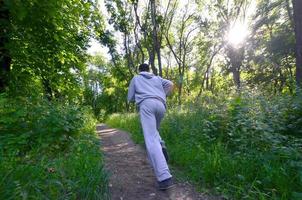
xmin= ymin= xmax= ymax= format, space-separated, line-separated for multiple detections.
xmin=97 ymin=124 xmax=219 ymax=200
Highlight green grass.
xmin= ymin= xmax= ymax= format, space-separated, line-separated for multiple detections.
xmin=0 ymin=95 xmax=109 ymax=200
xmin=0 ymin=134 xmax=109 ymax=200
xmin=106 ymin=94 xmax=302 ymax=200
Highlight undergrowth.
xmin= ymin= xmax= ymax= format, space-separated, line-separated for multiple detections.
xmin=106 ymin=92 xmax=302 ymax=200
xmin=0 ymin=95 xmax=109 ymax=200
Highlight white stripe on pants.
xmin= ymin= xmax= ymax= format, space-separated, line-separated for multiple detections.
xmin=139 ymin=98 xmax=172 ymax=182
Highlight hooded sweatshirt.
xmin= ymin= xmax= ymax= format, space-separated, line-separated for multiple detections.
xmin=127 ymin=72 xmax=173 ymax=106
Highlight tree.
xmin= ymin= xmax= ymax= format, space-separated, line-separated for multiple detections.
xmin=246 ymin=0 xmax=295 ymax=93
xmin=0 ymin=0 xmax=11 ymax=92
xmin=5 ymin=0 xmax=103 ymax=100
xmin=165 ymin=1 xmax=197 ymax=105
xmin=216 ymin=0 xmax=249 ymax=91
xmin=293 ymin=0 xmax=302 ymax=88
xmin=150 ymin=0 xmax=162 ymax=76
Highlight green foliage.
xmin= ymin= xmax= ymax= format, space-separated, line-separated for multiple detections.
xmin=4 ymin=0 xmax=104 ymax=100
xmin=0 ymin=134 xmax=109 ymax=200
xmin=107 ymin=113 xmax=143 ymax=144
xmin=0 ymin=95 xmax=109 ymax=199
xmin=1 ymin=0 xmax=300 ymax=198
xmin=107 ymin=92 xmax=302 ymax=200
xmin=83 ymin=54 xmax=131 ymax=120
xmin=1 ymin=1 xmax=109 ymax=199
xmin=246 ymin=0 xmax=295 ymax=92
xmin=0 ymin=94 xmax=96 ymax=154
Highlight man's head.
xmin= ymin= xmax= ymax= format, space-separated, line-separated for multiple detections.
xmin=138 ymin=63 xmax=150 ymax=72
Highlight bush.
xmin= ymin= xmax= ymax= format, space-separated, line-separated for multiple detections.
xmin=0 ymin=94 xmax=109 ymax=199
xmin=106 ymin=92 xmax=302 ymax=200
xmin=0 ymin=94 xmax=96 ymax=154
xmin=0 ymin=134 xmax=109 ymax=200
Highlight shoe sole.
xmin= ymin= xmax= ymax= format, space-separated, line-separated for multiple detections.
xmin=159 ymin=183 xmax=176 ymax=191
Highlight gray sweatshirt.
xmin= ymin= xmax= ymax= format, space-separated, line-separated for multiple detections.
xmin=127 ymin=72 xmax=173 ymax=106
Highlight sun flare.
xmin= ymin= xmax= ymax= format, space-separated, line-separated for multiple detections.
xmin=227 ymin=22 xmax=249 ymax=47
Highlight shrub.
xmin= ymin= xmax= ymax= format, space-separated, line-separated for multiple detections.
xmin=0 ymin=94 xmax=96 ymax=155
xmin=0 ymin=94 xmax=109 ymax=199
xmin=0 ymin=134 xmax=109 ymax=200
xmin=106 ymin=92 xmax=302 ymax=200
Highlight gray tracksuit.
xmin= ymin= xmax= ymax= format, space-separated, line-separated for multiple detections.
xmin=127 ymin=72 xmax=173 ymax=181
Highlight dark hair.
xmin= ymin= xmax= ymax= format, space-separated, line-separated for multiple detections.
xmin=138 ymin=63 xmax=149 ymax=72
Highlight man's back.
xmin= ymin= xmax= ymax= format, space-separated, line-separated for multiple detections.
xmin=127 ymin=63 xmax=175 ymax=190
xmin=127 ymin=72 xmax=173 ymax=105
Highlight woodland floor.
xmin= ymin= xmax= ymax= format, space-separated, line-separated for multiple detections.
xmin=97 ymin=124 xmax=222 ymax=200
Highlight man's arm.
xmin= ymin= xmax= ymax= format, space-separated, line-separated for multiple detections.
xmin=127 ymin=78 xmax=135 ymax=102
xmin=160 ymin=77 xmax=174 ymax=95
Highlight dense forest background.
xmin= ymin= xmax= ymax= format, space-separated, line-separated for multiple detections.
xmin=82 ymin=0 xmax=302 ymax=117
xmin=1 ymin=0 xmax=302 ymax=199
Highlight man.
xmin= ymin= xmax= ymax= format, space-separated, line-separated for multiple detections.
xmin=127 ymin=63 xmax=174 ymax=190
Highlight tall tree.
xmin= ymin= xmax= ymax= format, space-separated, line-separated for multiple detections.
xmin=293 ymin=0 xmax=302 ymax=88
xmin=216 ymin=0 xmax=249 ymax=91
xmin=5 ymin=0 xmax=103 ymax=100
xmin=0 ymin=0 xmax=11 ymax=92
xmin=165 ymin=1 xmax=197 ymax=105
xmin=247 ymin=0 xmax=295 ymax=93
xmin=150 ymin=0 xmax=162 ymax=76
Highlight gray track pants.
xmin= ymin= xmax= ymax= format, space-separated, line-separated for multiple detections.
xmin=139 ymin=98 xmax=172 ymax=182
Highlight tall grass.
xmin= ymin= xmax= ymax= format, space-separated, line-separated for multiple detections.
xmin=106 ymin=92 xmax=302 ymax=200
xmin=0 ymin=95 xmax=109 ymax=199
xmin=0 ymin=135 xmax=109 ymax=200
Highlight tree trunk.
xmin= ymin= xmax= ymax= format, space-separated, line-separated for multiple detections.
xmin=197 ymin=47 xmax=221 ymax=97
xmin=132 ymin=1 xmax=145 ymax=64
xmin=0 ymin=53 xmax=11 ymax=93
xmin=293 ymin=0 xmax=302 ymax=89
xmin=227 ymin=45 xmax=244 ymax=90
xmin=150 ymin=0 xmax=162 ymax=76
xmin=231 ymin=67 xmax=241 ymax=90
xmin=42 ymin=77 xmax=53 ymax=101
xmin=210 ymin=69 xmax=215 ymax=93
xmin=178 ymin=78 xmax=182 ymax=106
xmin=0 ymin=1 xmax=11 ymax=92
xmin=123 ymin=33 xmax=134 ymax=76
xmin=279 ymin=70 xmax=285 ymax=92
xmin=285 ymin=0 xmax=294 ymax=29
xmin=148 ymin=48 xmax=157 ymax=75
xmin=205 ymin=71 xmax=209 ymax=90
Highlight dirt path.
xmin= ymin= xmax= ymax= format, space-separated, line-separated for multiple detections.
xmin=97 ymin=124 xmax=219 ymax=200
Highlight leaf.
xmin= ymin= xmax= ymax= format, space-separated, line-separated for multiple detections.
xmin=292 ymin=192 xmax=302 ymax=200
